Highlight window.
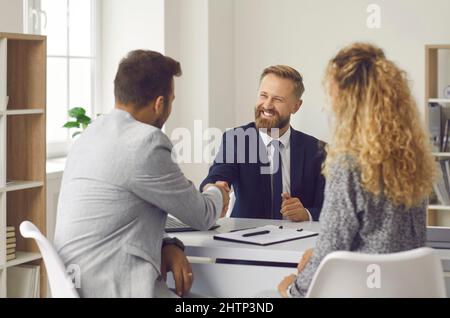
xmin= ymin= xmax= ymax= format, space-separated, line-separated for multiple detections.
xmin=26 ymin=0 xmax=100 ymax=158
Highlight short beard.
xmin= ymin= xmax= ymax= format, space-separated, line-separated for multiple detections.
xmin=154 ymin=97 xmax=170 ymax=129
xmin=254 ymin=108 xmax=290 ymax=134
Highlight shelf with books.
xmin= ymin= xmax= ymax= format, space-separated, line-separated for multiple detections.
xmin=426 ymin=44 xmax=450 ymax=227
xmin=1 ymin=224 xmax=43 ymax=298
xmin=0 ymin=32 xmax=47 ymax=298
xmin=5 ymin=225 xmax=16 ymax=263
xmin=4 ymin=252 xmax=42 ymax=269
xmin=6 ymin=187 xmax=45 ymax=247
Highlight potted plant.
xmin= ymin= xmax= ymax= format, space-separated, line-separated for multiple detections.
xmin=63 ymin=107 xmax=92 ymax=138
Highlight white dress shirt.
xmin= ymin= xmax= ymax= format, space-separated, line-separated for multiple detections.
xmin=259 ymin=128 xmax=312 ymax=221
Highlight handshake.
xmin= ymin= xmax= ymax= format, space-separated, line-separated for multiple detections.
xmin=203 ymin=181 xmax=231 ymax=218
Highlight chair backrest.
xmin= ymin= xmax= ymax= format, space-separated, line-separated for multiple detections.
xmin=306 ymin=247 xmax=446 ymax=298
xmin=19 ymin=221 xmax=79 ymax=298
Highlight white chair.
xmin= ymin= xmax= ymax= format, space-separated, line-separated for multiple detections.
xmin=306 ymin=247 xmax=446 ymax=298
xmin=19 ymin=221 xmax=79 ymax=298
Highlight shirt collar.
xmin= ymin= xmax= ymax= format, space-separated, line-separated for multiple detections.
xmin=259 ymin=127 xmax=291 ymax=148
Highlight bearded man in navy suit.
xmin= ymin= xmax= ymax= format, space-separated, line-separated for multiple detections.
xmin=201 ymin=65 xmax=325 ymax=222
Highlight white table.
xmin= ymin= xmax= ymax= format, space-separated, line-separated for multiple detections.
xmin=169 ymin=218 xmax=450 ymax=297
xmin=168 ymin=218 xmax=315 ymax=297
xmin=175 ymin=218 xmax=319 ymax=264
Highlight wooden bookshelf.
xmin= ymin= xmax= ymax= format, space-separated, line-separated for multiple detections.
xmin=425 ymin=44 xmax=450 ymax=227
xmin=0 ymin=32 xmax=47 ymax=298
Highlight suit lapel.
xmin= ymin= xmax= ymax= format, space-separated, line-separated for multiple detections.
xmin=290 ymin=129 xmax=305 ymax=197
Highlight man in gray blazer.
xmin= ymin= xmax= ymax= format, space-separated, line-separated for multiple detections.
xmin=54 ymin=50 xmax=230 ymax=298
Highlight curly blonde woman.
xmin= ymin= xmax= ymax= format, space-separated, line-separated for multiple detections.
xmin=278 ymin=43 xmax=436 ymax=298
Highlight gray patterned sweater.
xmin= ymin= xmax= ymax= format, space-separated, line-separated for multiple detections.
xmin=289 ymin=156 xmax=427 ymax=297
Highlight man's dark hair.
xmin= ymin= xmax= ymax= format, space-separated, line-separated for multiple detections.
xmin=114 ymin=50 xmax=182 ymax=108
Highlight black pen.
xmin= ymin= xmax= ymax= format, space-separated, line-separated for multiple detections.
xmin=230 ymin=227 xmax=256 ymax=233
xmin=242 ymin=230 xmax=271 ymax=237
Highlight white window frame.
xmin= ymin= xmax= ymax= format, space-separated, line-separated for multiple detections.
xmin=25 ymin=0 xmax=102 ymax=159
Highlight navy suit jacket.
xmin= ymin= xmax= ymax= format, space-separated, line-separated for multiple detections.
xmin=200 ymin=122 xmax=326 ymax=221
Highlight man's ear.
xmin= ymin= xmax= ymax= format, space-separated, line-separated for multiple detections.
xmin=154 ymin=96 xmax=165 ymax=114
xmin=292 ymin=99 xmax=303 ymax=114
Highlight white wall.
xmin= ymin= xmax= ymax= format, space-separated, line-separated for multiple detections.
xmin=233 ymin=0 xmax=450 ymax=225
xmin=207 ymin=0 xmax=235 ymax=131
xmin=164 ymin=0 xmax=450 ymax=185
xmin=164 ymin=0 xmax=209 ymax=186
xmin=235 ymin=0 xmax=450 ymax=143
xmin=101 ymin=0 xmax=165 ymax=113
xmin=99 ymin=0 xmax=450 ymax=222
xmin=0 ymin=0 xmax=24 ymax=33
xmin=164 ymin=0 xmax=235 ymax=186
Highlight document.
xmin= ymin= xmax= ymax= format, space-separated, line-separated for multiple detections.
xmin=213 ymin=225 xmax=318 ymax=246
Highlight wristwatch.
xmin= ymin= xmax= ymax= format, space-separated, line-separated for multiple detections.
xmin=162 ymin=237 xmax=185 ymax=251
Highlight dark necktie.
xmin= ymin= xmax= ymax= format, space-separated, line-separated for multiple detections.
xmin=271 ymin=140 xmax=283 ymax=220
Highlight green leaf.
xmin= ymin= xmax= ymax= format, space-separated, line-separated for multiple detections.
xmin=77 ymin=114 xmax=91 ymax=125
xmin=63 ymin=121 xmax=80 ymax=128
xmin=72 ymin=131 xmax=82 ymax=138
xmin=68 ymin=107 xmax=86 ymax=118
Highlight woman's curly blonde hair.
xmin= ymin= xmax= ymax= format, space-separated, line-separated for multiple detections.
xmin=324 ymin=43 xmax=436 ymax=208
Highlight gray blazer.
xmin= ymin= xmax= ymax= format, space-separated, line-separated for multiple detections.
xmin=54 ymin=109 xmax=222 ymax=298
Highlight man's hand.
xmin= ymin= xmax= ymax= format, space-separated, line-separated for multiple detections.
xmin=204 ymin=181 xmax=231 ymax=218
xmin=281 ymin=193 xmax=310 ymax=222
xmin=161 ymin=244 xmax=193 ymax=297
xmin=297 ymin=248 xmax=314 ymax=273
xmin=278 ymin=274 xmax=297 ymax=298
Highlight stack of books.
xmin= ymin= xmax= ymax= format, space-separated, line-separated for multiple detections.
xmin=6 ymin=226 xmax=16 ymax=261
